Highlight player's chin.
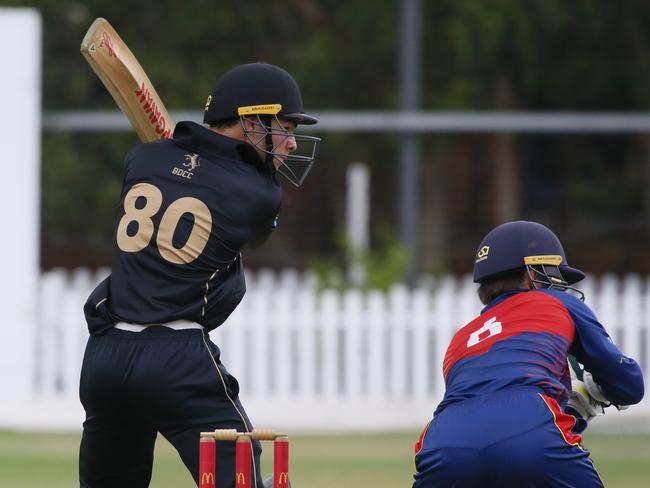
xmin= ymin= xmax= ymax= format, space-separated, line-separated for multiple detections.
xmin=274 ymin=155 xmax=288 ymax=165
xmin=272 ymin=156 xmax=286 ymax=171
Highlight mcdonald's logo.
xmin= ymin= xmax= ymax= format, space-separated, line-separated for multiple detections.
xmin=278 ymin=472 xmax=289 ymax=484
xmin=200 ymin=471 xmax=214 ymax=486
xmin=236 ymin=472 xmax=246 ymax=485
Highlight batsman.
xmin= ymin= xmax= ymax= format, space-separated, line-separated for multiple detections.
xmin=79 ymin=63 xmax=319 ymax=487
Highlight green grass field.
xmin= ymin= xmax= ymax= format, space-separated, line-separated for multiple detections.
xmin=0 ymin=430 xmax=648 ymax=487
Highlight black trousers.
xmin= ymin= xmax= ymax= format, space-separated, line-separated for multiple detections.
xmin=79 ymin=327 xmax=263 ymax=488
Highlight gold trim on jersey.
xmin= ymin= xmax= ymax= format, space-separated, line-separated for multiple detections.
xmin=201 ymin=254 xmax=240 ymax=318
xmin=201 ymin=331 xmax=259 ymax=487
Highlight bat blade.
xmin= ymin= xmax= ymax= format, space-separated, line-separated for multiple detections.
xmin=80 ymin=17 xmax=175 ymax=142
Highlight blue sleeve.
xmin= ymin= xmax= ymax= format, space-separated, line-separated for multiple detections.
xmin=545 ymin=290 xmax=644 ymax=406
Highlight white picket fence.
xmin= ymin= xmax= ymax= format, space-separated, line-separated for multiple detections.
xmin=7 ymin=269 xmax=650 ymax=431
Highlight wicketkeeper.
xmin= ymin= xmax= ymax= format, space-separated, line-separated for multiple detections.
xmin=413 ymin=221 xmax=644 ymax=487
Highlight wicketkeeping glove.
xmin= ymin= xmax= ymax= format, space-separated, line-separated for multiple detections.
xmin=566 ymin=357 xmax=607 ymax=429
xmin=568 ymin=356 xmax=630 ymax=413
xmin=567 ymin=378 xmax=607 ymax=422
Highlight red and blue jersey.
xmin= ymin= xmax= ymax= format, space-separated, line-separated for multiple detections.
xmin=436 ymin=288 xmax=644 ymax=416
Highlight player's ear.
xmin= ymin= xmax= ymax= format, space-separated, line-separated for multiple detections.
xmin=241 ymin=116 xmax=256 ymax=132
xmin=522 ymin=272 xmax=534 ymax=289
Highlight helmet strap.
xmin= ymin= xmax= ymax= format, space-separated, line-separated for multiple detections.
xmin=260 ymin=115 xmax=279 ymax=178
xmin=261 ymin=115 xmax=275 ymax=166
xmin=239 ymin=115 xmax=277 ymax=177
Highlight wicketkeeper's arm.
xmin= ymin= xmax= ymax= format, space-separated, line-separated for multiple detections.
xmin=567 ymin=296 xmax=644 ymax=406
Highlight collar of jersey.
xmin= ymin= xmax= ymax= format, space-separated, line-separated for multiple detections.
xmin=481 ymin=288 xmax=532 ymax=313
xmin=172 ymin=121 xmax=263 ymax=167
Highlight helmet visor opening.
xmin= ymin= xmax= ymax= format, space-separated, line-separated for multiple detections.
xmin=240 ymin=114 xmax=321 ymax=187
xmin=526 ymin=264 xmax=585 ymax=301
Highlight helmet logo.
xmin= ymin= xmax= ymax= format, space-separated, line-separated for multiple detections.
xmin=204 ymin=95 xmax=212 ymax=112
xmin=475 ymin=246 xmax=490 ymax=263
xmin=523 ymin=255 xmax=563 ymax=266
xmin=237 ymin=104 xmax=282 ymax=116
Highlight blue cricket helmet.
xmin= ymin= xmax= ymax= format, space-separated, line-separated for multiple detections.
xmin=473 ymin=221 xmax=585 ymax=285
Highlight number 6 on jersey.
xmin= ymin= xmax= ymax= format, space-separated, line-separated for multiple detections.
xmin=467 ymin=317 xmax=503 ymax=348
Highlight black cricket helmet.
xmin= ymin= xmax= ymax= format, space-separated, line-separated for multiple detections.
xmin=203 ymin=63 xmax=320 ymax=186
xmin=473 ymin=221 xmax=586 ymax=297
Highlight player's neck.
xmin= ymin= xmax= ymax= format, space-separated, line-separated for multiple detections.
xmin=209 ymin=124 xmax=245 ymax=141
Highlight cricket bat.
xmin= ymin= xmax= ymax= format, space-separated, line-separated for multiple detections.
xmin=80 ymin=17 xmax=175 ymax=142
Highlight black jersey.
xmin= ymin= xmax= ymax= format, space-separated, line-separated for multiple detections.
xmin=85 ymin=122 xmax=281 ymax=332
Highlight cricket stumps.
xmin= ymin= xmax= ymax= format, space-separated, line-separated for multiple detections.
xmin=199 ymin=429 xmax=289 ymax=488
